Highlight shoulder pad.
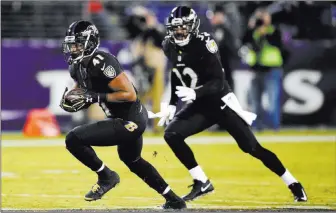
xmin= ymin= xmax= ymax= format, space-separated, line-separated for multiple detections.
xmin=194 ymin=32 xmax=218 ymax=54
xmin=162 ymin=36 xmax=173 ymax=57
xmin=162 ymin=36 xmax=172 ymax=48
xmin=89 ymin=51 xmax=122 ymax=79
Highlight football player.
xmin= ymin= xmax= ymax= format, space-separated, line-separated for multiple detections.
xmin=157 ymin=6 xmax=307 ymax=202
xmin=60 ymin=20 xmax=186 ymax=209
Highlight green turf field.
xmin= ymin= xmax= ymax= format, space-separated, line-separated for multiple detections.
xmin=1 ymin=131 xmax=336 ymax=210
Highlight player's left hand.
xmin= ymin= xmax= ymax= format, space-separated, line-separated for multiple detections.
xmin=81 ymin=90 xmax=100 ymax=104
xmin=70 ymin=90 xmax=101 ymax=111
xmin=175 ymin=86 xmax=196 ymax=102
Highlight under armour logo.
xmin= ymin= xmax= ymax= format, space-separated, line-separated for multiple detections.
xmin=86 ymin=97 xmax=93 ymax=102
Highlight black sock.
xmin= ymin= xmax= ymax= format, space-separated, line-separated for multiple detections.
xmin=96 ymin=165 xmax=113 ymax=180
xmin=163 ymin=190 xmax=179 ymax=201
xmin=124 ymin=157 xmax=169 ymax=195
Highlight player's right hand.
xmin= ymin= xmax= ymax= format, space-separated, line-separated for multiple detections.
xmin=156 ymin=103 xmax=177 ymax=126
xmin=59 ymin=87 xmax=77 ymax=113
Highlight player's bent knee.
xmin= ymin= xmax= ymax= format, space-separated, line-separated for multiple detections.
xmin=65 ymin=131 xmax=81 ymax=149
xmin=164 ymin=131 xmax=184 ymax=144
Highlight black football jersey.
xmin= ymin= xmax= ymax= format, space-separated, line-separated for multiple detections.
xmin=163 ymin=32 xmax=232 ymax=107
xmin=69 ymin=50 xmax=140 ymax=119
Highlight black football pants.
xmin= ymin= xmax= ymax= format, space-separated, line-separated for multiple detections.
xmin=65 ymin=104 xmax=168 ymax=194
xmin=164 ymin=101 xmax=286 ymax=176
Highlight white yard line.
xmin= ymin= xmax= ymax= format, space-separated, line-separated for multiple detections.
xmin=2 ymin=193 xmax=335 ymax=209
xmin=1 ymin=172 xmax=18 ymax=178
xmin=1 ymin=135 xmax=335 ymax=147
xmin=2 ymin=205 xmax=334 ymax=210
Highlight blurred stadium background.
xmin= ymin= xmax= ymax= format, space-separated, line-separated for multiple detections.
xmin=1 ymin=0 xmax=336 ymax=211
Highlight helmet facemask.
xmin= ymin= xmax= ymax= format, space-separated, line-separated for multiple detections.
xmin=62 ymin=24 xmax=100 ymax=65
xmin=166 ymin=8 xmax=200 ymax=47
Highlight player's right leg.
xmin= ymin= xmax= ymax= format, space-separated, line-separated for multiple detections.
xmin=118 ymin=136 xmax=186 ymax=209
xmin=65 ymin=119 xmax=129 ymax=201
xmin=164 ymin=103 xmax=215 ymax=202
xmin=218 ymin=107 xmax=307 ymax=202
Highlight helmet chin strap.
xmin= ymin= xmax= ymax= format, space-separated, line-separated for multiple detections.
xmin=174 ymin=34 xmax=191 ymax=46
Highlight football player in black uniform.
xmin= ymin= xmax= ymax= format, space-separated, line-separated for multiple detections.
xmin=157 ymin=6 xmax=307 ymax=203
xmin=60 ymin=20 xmax=186 ymax=209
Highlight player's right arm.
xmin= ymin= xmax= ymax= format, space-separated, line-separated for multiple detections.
xmin=169 ymin=71 xmax=180 ymax=106
xmin=156 ymin=38 xmax=178 ymax=126
xmin=193 ymin=35 xmax=225 ymax=98
xmin=59 ymin=65 xmax=79 ymax=112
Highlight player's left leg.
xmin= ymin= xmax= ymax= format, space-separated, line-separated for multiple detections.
xmin=217 ymin=107 xmax=307 ymax=202
xmin=118 ymin=136 xmax=186 ymax=209
xmin=164 ymin=103 xmax=216 ymax=201
xmin=65 ymin=120 xmax=123 ymax=201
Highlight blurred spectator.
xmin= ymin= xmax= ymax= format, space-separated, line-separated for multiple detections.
xmin=1 ymin=1 xmax=34 ymax=38
xmin=209 ymin=4 xmax=239 ymax=91
xmin=240 ymin=8 xmax=288 ymax=131
xmin=221 ymin=2 xmax=244 ymax=40
xmin=88 ymin=0 xmax=113 ymax=40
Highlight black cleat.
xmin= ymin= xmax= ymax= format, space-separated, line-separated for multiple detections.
xmin=289 ymin=182 xmax=308 ymax=202
xmin=182 ymin=179 xmax=214 ymax=202
xmin=162 ymin=197 xmax=187 ymax=209
xmin=84 ymin=171 xmax=120 ymax=201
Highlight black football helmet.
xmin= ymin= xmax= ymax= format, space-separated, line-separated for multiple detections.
xmin=62 ymin=20 xmax=100 ymax=65
xmin=166 ymin=6 xmax=200 ymax=46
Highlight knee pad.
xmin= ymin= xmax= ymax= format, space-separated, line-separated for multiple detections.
xmin=164 ymin=131 xmax=184 ymax=146
xmin=65 ymin=131 xmax=81 ymax=149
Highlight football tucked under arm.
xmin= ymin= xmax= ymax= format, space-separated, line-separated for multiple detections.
xmin=62 ymin=88 xmax=93 ymax=112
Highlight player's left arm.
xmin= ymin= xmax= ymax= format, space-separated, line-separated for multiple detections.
xmin=95 ymin=53 xmax=136 ymax=103
xmin=80 ymin=53 xmax=136 ymax=105
xmin=193 ymin=40 xmax=224 ymax=98
xmin=104 ymin=72 xmax=137 ymax=102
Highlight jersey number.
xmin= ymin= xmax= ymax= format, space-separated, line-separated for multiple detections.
xmin=124 ymin=121 xmax=138 ymax=132
xmin=172 ymin=67 xmax=198 ymax=89
xmin=92 ymin=54 xmax=104 ymax=66
xmin=197 ymin=32 xmax=210 ymax=41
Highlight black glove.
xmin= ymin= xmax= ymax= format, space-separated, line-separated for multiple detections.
xmin=70 ymin=90 xmax=106 ymax=112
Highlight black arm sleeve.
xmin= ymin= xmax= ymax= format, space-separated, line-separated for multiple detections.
xmin=194 ymin=53 xmax=224 ymax=98
xmin=169 ymin=71 xmax=180 ymax=106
